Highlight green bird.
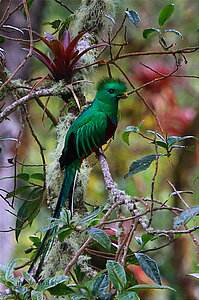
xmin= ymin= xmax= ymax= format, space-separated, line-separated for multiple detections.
xmin=27 ymin=77 xmax=127 ymax=277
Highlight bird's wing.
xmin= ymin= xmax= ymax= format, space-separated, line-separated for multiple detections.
xmin=75 ymin=110 xmax=108 ymax=159
xmin=60 ymin=109 xmax=110 ymax=168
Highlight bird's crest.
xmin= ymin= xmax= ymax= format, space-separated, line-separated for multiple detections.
xmin=96 ymin=77 xmax=126 ymax=92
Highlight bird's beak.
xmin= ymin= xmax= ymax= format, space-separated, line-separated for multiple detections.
xmin=116 ymin=92 xmax=128 ymax=99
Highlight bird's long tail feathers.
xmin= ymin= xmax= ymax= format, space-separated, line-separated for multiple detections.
xmin=26 ymin=163 xmax=78 ymax=278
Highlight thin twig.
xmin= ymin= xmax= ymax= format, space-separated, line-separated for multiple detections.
xmin=167 ymin=180 xmax=197 ymax=227
xmin=111 ymin=60 xmax=165 ymax=136
xmin=147 ymin=136 xmax=159 ymax=228
xmin=54 ymin=0 xmax=74 ymax=14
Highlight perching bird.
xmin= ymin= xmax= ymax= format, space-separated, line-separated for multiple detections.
xmin=27 ymin=77 xmax=127 ymax=277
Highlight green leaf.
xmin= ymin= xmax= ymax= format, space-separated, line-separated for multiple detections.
xmin=125 ymin=10 xmax=141 ymax=26
xmin=167 ymin=135 xmax=197 ymax=147
xmin=6 ymin=185 xmax=30 ymax=198
xmin=104 ymin=13 xmax=115 ymax=24
xmin=0 ymin=36 xmax=5 ymax=44
xmin=60 ymin=208 xmax=72 ymax=224
xmin=71 ymin=296 xmax=88 ymax=300
xmin=116 ymin=291 xmax=140 ymax=300
xmin=79 ymin=206 xmax=106 ymax=224
xmin=2 ymin=25 xmax=24 ymax=35
xmin=194 ymin=175 xmax=199 ymax=183
xmin=13 ymin=285 xmax=28 ymax=295
xmin=169 ymin=190 xmax=193 ymax=197
xmin=30 ymin=173 xmax=44 ymax=181
xmin=164 ymin=29 xmax=183 ymax=39
xmin=5 ymin=259 xmax=20 ymax=281
xmin=21 ymin=271 xmax=36 ymax=288
xmin=15 ymin=201 xmax=28 ymax=242
xmin=50 ymin=19 xmax=62 ymax=29
xmin=124 ymin=154 xmax=164 ymax=178
xmin=86 ymin=227 xmax=111 ymax=251
xmin=134 ymin=253 xmax=162 ymax=285
xmin=93 ymin=274 xmax=109 ymax=296
xmin=31 ymin=291 xmax=43 ymax=300
xmin=173 ymin=206 xmax=199 ymax=229
xmin=48 ymin=283 xmax=74 ymax=296
xmin=36 ymin=275 xmax=69 ymax=292
xmin=158 ymin=3 xmax=175 ymax=26
xmin=136 ymin=233 xmax=154 ymax=247
xmin=15 ymin=187 xmax=43 ymax=241
xmin=106 ymin=260 xmax=127 ymax=292
xmin=29 ymin=235 xmax=42 ymax=248
xmin=145 ymin=130 xmax=166 ymax=142
xmin=17 ymin=173 xmax=30 ymax=181
xmin=58 ymin=16 xmax=74 ymax=40
xmin=57 ymin=228 xmax=74 ymax=242
xmin=122 ymin=121 xmax=144 ymax=145
xmin=186 ymin=273 xmax=199 ymax=280
xmin=143 ymin=28 xmax=160 ymax=39
xmin=36 ymin=222 xmax=58 ymax=233
xmin=127 ymin=284 xmax=175 ymax=292
xmin=0 ymin=264 xmax=6 ymax=279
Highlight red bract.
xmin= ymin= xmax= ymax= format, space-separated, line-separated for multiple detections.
xmin=23 ymin=30 xmax=106 ymax=83
xmin=132 ymin=62 xmax=174 ymax=91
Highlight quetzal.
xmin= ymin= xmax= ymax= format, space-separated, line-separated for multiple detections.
xmin=27 ymin=77 xmax=127 ymax=277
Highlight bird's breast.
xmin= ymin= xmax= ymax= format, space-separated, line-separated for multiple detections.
xmin=106 ymin=116 xmax=117 ymax=141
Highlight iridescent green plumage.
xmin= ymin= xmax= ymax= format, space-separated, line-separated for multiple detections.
xmin=27 ymin=78 xmax=127 ymax=278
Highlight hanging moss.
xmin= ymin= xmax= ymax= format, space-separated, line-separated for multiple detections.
xmin=72 ymin=0 xmax=121 ymax=35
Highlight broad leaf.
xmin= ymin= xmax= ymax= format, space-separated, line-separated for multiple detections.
xmin=16 ymin=187 xmax=43 ymax=241
xmin=17 ymin=173 xmax=30 ymax=181
xmin=127 ymin=284 xmax=175 ymax=292
xmin=125 ymin=10 xmax=141 ymax=26
xmin=135 ymin=233 xmax=154 ymax=247
xmin=79 ymin=206 xmax=106 ymax=224
xmin=30 ymin=173 xmax=44 ymax=181
xmin=167 ymin=135 xmax=197 ymax=147
xmin=135 ymin=253 xmax=162 ymax=285
xmin=106 ymin=260 xmax=127 ymax=292
xmin=5 ymin=259 xmax=19 ymax=281
xmin=169 ymin=190 xmax=193 ymax=198
xmin=143 ymin=28 xmax=160 ymax=39
xmin=124 ymin=154 xmax=164 ymax=178
xmin=158 ymin=3 xmax=175 ymax=26
xmin=104 ymin=13 xmax=115 ymax=24
xmin=164 ymin=29 xmax=183 ymax=39
xmin=173 ymin=206 xmax=199 ymax=229
xmin=48 ymin=283 xmax=74 ymax=296
xmin=186 ymin=273 xmax=199 ymax=280
xmin=2 ymin=25 xmax=24 ymax=34
xmin=36 ymin=275 xmax=69 ymax=292
xmin=86 ymin=227 xmax=111 ymax=251
xmin=29 ymin=235 xmax=42 ymax=248
xmin=21 ymin=271 xmax=36 ymax=288
xmin=145 ymin=131 xmax=166 ymax=142
xmin=93 ymin=274 xmax=109 ymax=296
xmin=6 ymin=185 xmax=30 ymax=198
xmin=31 ymin=291 xmax=43 ymax=300
xmin=122 ymin=121 xmax=144 ymax=145
xmin=116 ymin=291 xmax=140 ymax=300
xmin=57 ymin=228 xmax=74 ymax=242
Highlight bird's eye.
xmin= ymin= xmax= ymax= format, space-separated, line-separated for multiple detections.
xmin=109 ymin=88 xmax=115 ymax=94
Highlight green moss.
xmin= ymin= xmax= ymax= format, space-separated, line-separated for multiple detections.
xmin=72 ymin=0 xmax=120 ymax=35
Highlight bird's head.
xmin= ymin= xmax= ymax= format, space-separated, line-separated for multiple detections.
xmin=96 ymin=78 xmax=127 ymax=103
